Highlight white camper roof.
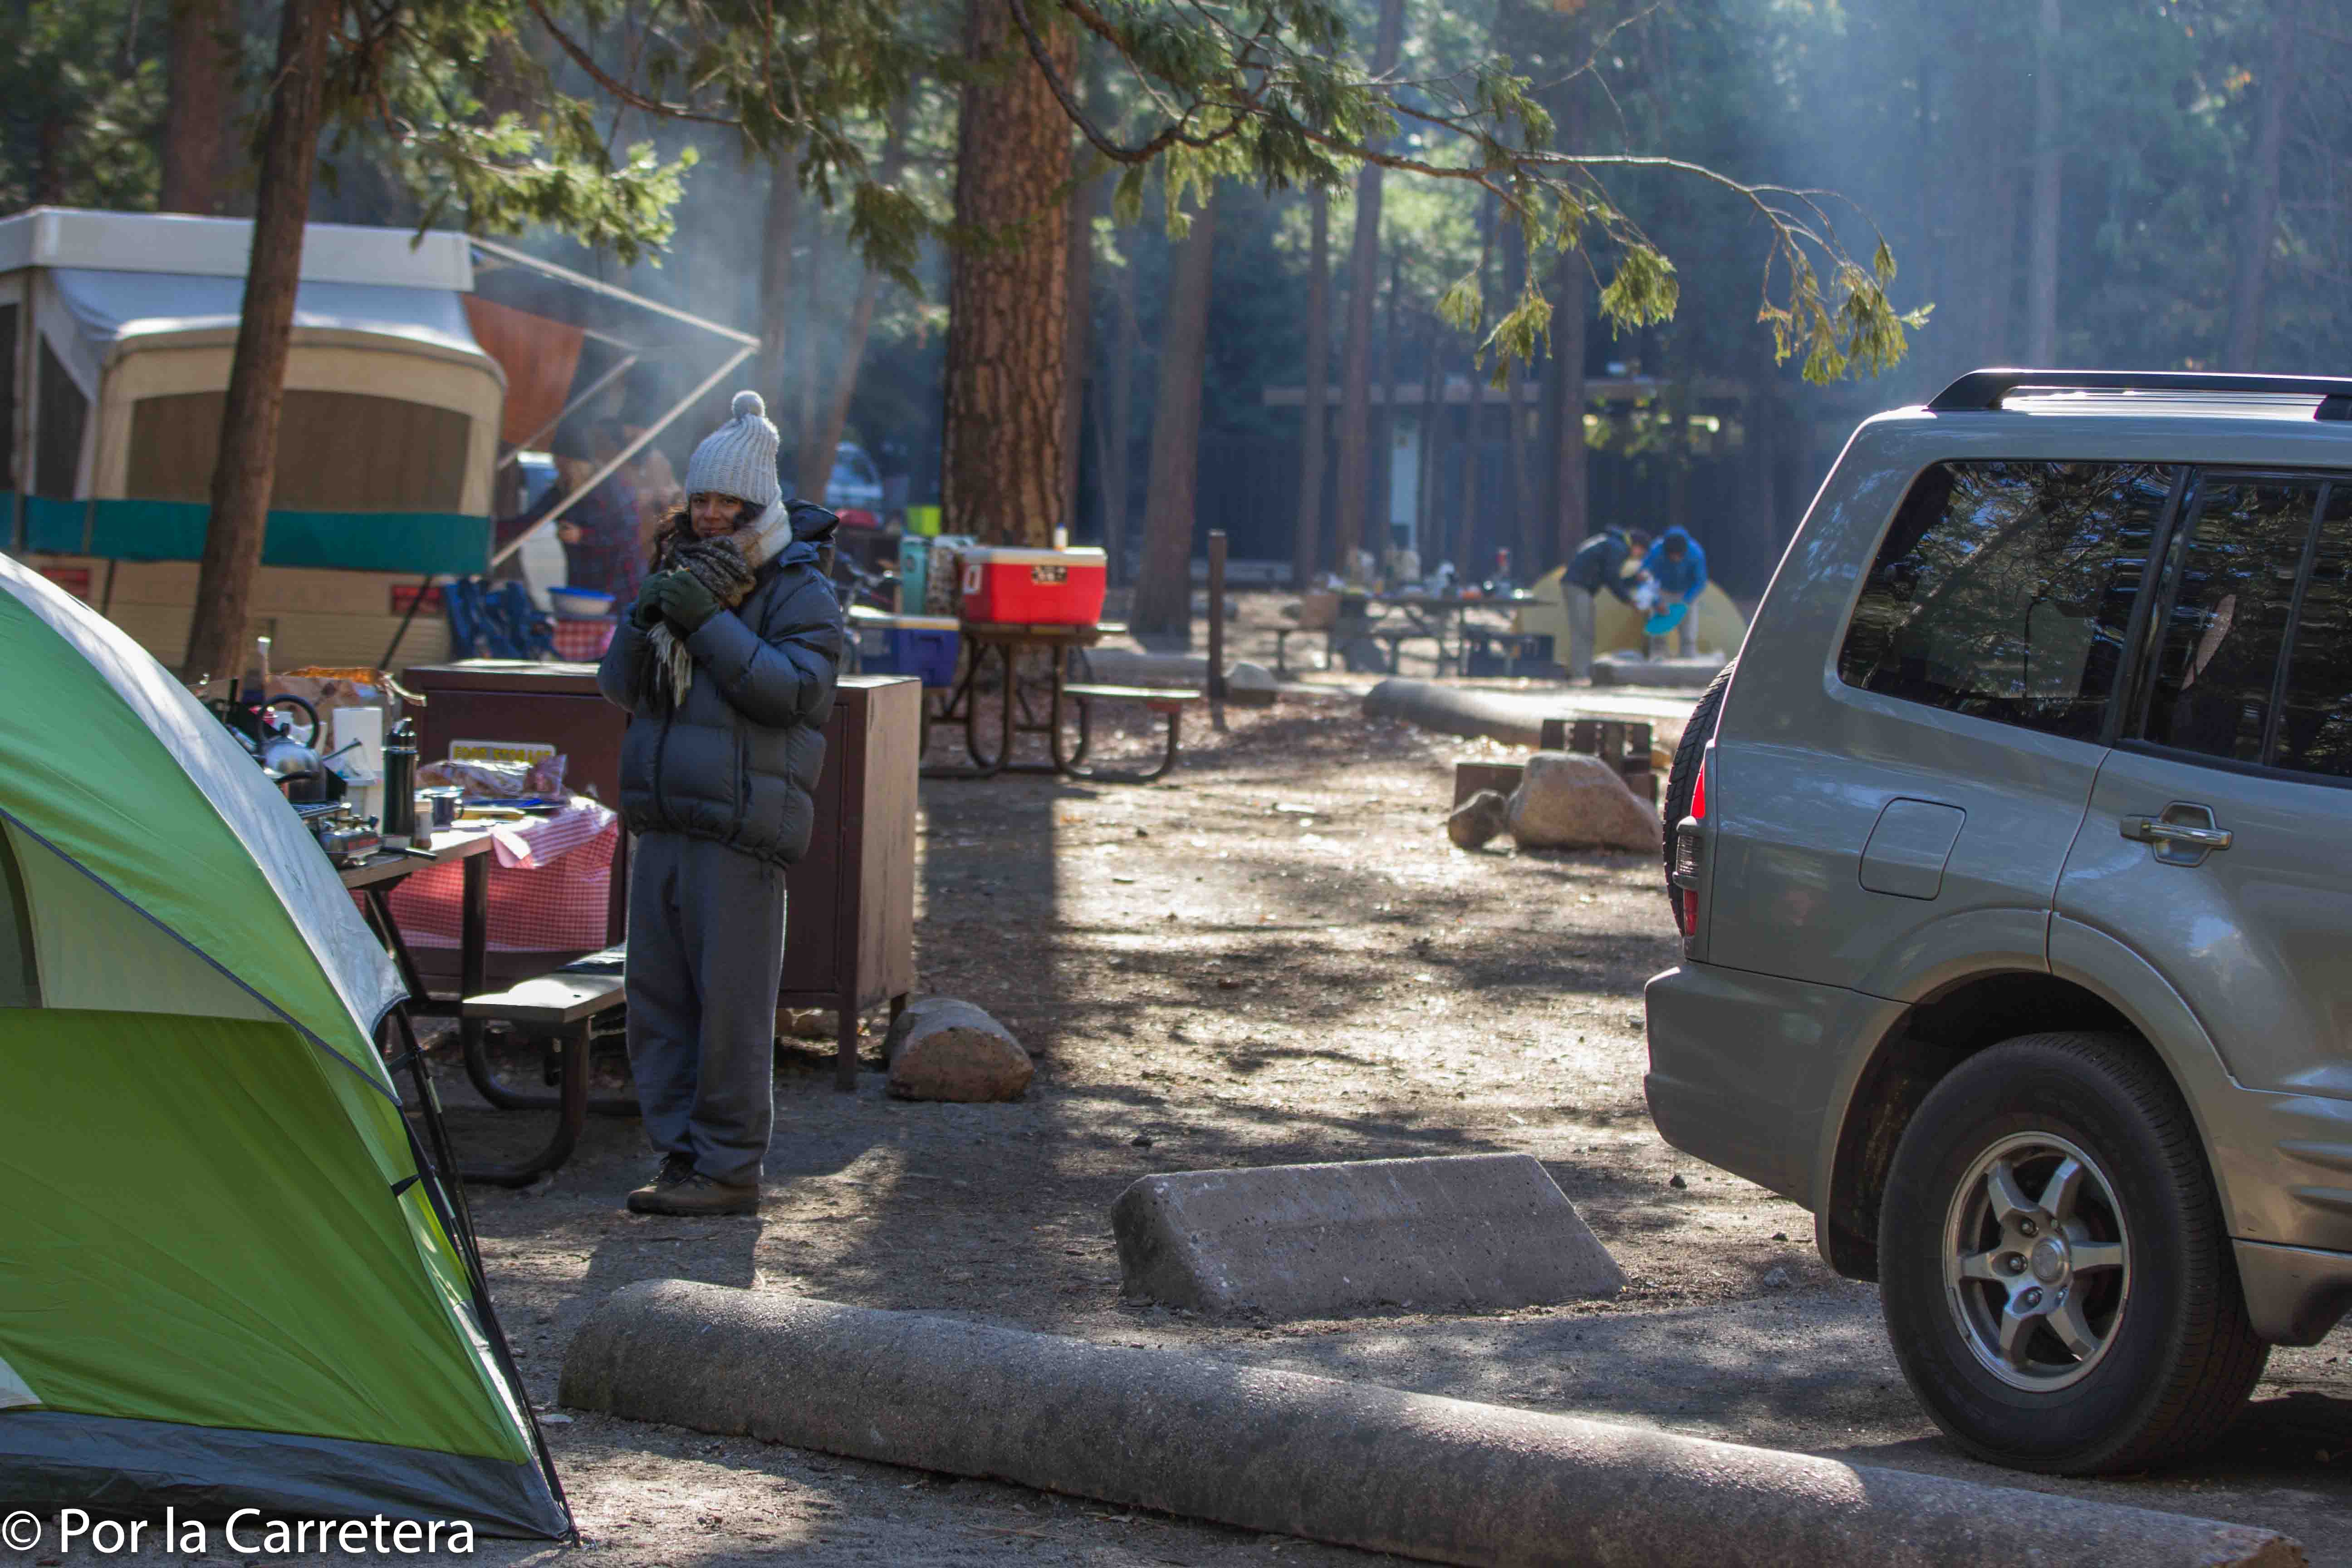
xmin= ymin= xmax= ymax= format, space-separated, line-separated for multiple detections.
xmin=0 ymin=208 xmax=473 ymax=290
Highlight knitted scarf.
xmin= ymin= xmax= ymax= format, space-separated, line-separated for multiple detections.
xmin=642 ymin=498 xmax=795 ymax=707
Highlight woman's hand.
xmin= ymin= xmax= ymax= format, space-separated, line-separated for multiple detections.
xmin=659 ymin=572 xmax=721 ymax=633
xmin=630 ymin=573 xmax=671 ymax=628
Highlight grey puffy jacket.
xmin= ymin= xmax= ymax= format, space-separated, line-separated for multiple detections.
xmin=597 ymin=504 xmax=845 ymax=866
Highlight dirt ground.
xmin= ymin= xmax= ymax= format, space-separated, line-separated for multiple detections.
xmin=49 ymin=655 xmax=2352 ymax=1567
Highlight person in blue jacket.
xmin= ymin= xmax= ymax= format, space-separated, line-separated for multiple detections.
xmin=1639 ymin=526 xmax=1707 ymax=657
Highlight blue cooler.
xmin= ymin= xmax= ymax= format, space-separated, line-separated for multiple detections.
xmin=852 ymin=609 xmax=961 ymax=687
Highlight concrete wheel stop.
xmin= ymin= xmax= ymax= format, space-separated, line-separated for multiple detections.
xmin=1109 ymin=1152 xmax=1624 ymax=1318
xmin=561 ymin=1281 xmax=2305 ymax=1568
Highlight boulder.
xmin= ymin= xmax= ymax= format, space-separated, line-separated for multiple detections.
xmin=1223 ymin=661 xmax=1279 ymax=708
xmin=1505 ymin=751 xmax=1659 ymax=853
xmin=1446 ymin=789 xmax=1510 ymax=850
xmin=885 ymin=997 xmax=1032 ymax=1102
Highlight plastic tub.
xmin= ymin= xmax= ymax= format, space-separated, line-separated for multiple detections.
xmin=549 ymin=587 xmax=615 ymax=619
xmin=853 ymin=612 xmax=961 ymax=687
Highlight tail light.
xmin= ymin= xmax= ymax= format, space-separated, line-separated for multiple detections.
xmin=1671 ymin=757 xmax=1708 ymax=938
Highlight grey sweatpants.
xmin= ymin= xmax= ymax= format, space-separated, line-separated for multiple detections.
xmin=625 ymin=830 xmax=789 ymax=1185
xmin=1564 ymin=585 xmax=1597 ymax=679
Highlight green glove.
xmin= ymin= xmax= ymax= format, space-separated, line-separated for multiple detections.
xmin=659 ymin=570 xmax=720 ymax=633
xmin=628 ymin=573 xmax=670 ymax=628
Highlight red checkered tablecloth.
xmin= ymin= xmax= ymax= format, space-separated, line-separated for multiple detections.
xmin=374 ymin=799 xmax=619 ymax=951
xmin=552 ymin=618 xmax=617 ymax=662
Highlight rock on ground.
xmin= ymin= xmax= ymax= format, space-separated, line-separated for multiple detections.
xmin=1447 ymin=789 xmax=1510 ymax=850
xmin=885 ymin=997 xmax=1033 ymax=1102
xmin=1506 ymin=751 xmax=1660 ymax=852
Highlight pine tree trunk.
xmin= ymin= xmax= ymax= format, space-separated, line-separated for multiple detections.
xmin=2026 ymin=0 xmax=2062 ymax=366
xmin=1098 ymin=247 xmax=1139 ymax=582
xmin=942 ymin=0 xmax=1076 ymax=547
xmin=755 ymin=162 xmax=801 ymax=413
xmin=162 ymin=0 xmax=231 ymax=215
xmin=1503 ymin=229 xmax=1535 ymax=576
xmin=1548 ymin=253 xmax=1588 ymax=571
xmin=1062 ymin=163 xmax=1099 ymax=534
xmin=1373 ymin=250 xmax=1401 ymax=559
xmin=795 ymin=230 xmax=826 ymax=486
xmin=1292 ymin=187 xmax=1330 ymax=586
xmin=1331 ymin=0 xmax=1408 ymax=576
xmin=179 ymin=0 xmax=331 ymax=685
xmin=803 ymin=130 xmax=909 ymax=503
xmin=2227 ymin=0 xmax=2297 ymax=370
xmin=1130 ymin=190 xmax=1220 ymax=642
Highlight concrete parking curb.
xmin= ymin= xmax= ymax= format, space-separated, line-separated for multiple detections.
xmin=1110 ymin=1154 xmax=1623 ymax=1318
xmin=559 ymin=1281 xmax=2305 ymax=1568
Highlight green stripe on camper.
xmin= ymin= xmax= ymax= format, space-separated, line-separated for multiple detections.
xmin=0 ymin=1010 xmax=529 ymax=1464
xmin=82 ymin=500 xmax=490 ymax=575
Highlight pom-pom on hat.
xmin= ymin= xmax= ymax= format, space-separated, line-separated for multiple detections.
xmin=683 ymin=390 xmax=782 ymax=509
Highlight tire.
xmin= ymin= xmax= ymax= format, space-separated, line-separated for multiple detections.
xmin=1878 ymin=1032 xmax=2267 ymax=1474
xmin=1660 ymin=657 xmax=1734 ymax=934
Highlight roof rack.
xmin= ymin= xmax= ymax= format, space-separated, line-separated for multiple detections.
xmin=1928 ymin=368 xmax=2352 ymax=422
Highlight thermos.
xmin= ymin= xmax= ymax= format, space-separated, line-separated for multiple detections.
xmin=380 ymin=718 xmax=419 ymax=849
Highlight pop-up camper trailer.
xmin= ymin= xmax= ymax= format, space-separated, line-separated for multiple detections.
xmin=0 ymin=208 xmax=506 ymax=668
xmin=2 ymin=208 xmax=760 ymax=673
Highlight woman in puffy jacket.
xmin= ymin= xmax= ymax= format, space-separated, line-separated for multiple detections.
xmin=597 ymin=392 xmax=843 ymax=1216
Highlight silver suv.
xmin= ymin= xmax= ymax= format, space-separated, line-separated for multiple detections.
xmin=1647 ymin=368 xmax=2352 ymax=1475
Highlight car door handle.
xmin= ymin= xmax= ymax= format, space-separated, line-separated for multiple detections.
xmin=2122 ymin=816 xmax=2232 ymax=852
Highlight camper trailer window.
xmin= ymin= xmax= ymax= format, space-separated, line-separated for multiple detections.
xmin=127 ymin=391 xmax=468 ymax=512
xmin=0 ymin=304 xmax=16 ymax=490
xmin=36 ymin=340 xmax=86 ymax=499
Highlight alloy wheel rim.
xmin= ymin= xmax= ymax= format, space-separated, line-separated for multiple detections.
xmin=1940 ymin=1131 xmax=2132 ymax=1392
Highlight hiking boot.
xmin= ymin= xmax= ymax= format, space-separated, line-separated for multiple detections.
xmin=628 ymin=1170 xmax=760 ymax=1217
xmin=625 ymin=1152 xmax=695 ymax=1212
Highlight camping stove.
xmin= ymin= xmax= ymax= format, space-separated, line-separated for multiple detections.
xmin=299 ymin=803 xmax=382 ymax=867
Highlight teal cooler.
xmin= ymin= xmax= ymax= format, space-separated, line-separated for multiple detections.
xmin=853 ymin=610 xmax=961 ymax=687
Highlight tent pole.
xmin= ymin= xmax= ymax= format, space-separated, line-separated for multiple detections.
xmin=489 ymin=342 xmax=755 ymax=570
xmin=385 ymin=1007 xmax=575 ymax=1539
xmin=496 ymin=353 xmax=641 ymax=471
xmin=380 ymin=573 xmax=437 ymax=670
xmin=469 ymin=237 xmax=760 ymax=348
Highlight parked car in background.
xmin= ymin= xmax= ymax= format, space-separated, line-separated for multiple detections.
xmin=788 ymin=441 xmax=884 ymax=512
xmin=1649 ymin=368 xmax=2352 ymax=1476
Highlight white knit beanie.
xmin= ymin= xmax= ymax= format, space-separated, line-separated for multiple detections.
xmin=684 ymin=391 xmax=782 ymax=509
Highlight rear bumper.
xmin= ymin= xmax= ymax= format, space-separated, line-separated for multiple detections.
xmin=2234 ymin=1240 xmax=2352 ymax=1346
xmin=1644 ymin=961 xmax=1896 ymax=1210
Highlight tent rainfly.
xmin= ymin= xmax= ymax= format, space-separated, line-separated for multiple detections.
xmin=0 ymin=550 xmax=567 ymax=1536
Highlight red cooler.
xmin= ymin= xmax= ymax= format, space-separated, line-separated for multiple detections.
xmin=958 ymin=546 xmax=1108 ymax=625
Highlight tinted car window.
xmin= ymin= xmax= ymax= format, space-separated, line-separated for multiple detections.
xmin=2272 ymin=484 xmax=2352 ymax=777
xmin=2141 ymin=476 xmax=2321 ymax=764
xmin=1839 ymin=461 xmax=2173 ymax=740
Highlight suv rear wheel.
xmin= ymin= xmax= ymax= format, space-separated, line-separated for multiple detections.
xmin=1878 ymin=1032 xmax=2267 ymax=1473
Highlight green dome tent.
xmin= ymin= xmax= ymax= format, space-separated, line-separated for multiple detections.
xmin=0 ymin=554 xmax=566 ymax=1537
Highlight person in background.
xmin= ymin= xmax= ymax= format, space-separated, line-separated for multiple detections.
xmin=1640 ymin=525 xmax=1707 ymax=658
xmin=1561 ymin=524 xmax=1648 ymax=680
xmin=624 ymin=423 xmax=686 ymax=560
xmin=597 ymin=392 xmax=843 ymax=1218
xmin=554 ymin=418 xmax=643 ymax=603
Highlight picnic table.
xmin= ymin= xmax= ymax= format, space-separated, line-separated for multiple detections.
xmin=344 ymin=816 xmax=623 ymax=1186
xmin=1356 ymin=592 xmax=1544 ymax=676
xmin=926 ymin=621 xmax=1200 ymax=783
